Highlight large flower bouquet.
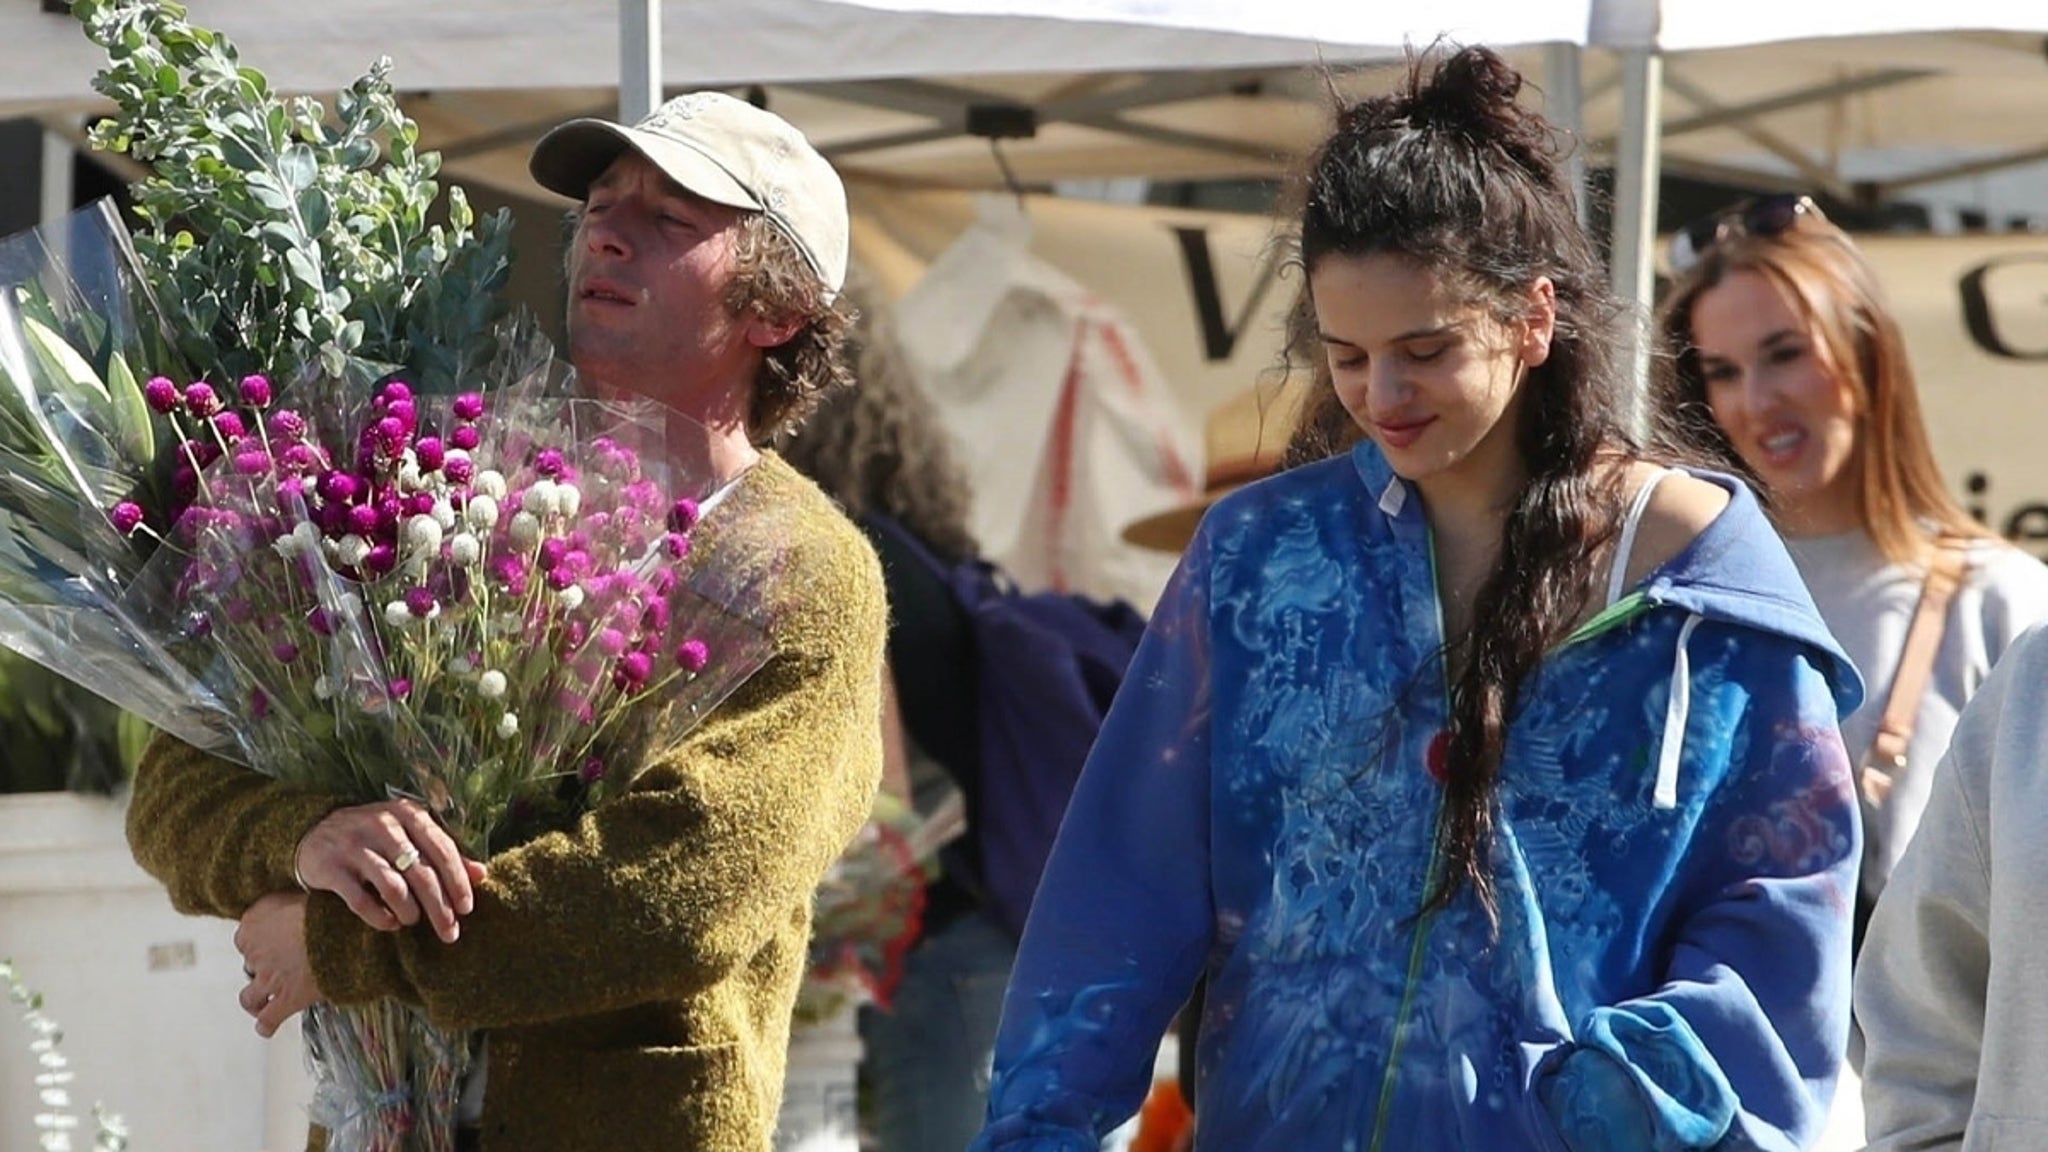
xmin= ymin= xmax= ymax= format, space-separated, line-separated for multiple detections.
xmin=0 ymin=4 xmax=785 ymax=1151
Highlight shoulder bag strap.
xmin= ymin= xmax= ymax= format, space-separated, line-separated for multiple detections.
xmin=1860 ymin=537 xmax=1972 ymax=808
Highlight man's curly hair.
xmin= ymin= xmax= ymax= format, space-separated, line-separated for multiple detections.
xmin=726 ymin=214 xmax=856 ymax=440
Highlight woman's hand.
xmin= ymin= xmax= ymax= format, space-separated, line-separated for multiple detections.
xmin=292 ymin=799 xmax=487 ymax=943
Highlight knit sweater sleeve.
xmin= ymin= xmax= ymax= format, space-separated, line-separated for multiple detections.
xmin=126 ymin=732 xmax=348 ymax=920
xmin=305 ymin=473 xmax=888 ymax=1032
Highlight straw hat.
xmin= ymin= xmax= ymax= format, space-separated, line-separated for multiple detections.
xmin=1122 ymin=383 xmax=1309 ymax=553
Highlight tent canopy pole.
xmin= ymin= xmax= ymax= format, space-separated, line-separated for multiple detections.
xmin=621 ymin=0 xmax=660 ymax=124
xmin=1609 ymin=46 xmax=1663 ymax=437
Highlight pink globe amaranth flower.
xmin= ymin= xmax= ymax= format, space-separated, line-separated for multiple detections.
xmin=614 ymin=650 xmax=654 ymax=689
xmin=445 ymin=424 xmax=477 ymax=452
xmin=386 ymin=398 xmax=418 ymax=432
xmin=414 ymin=437 xmax=446 ymax=473
xmin=444 ymin=455 xmax=475 ymax=484
xmin=663 ymin=532 xmax=690 ymax=560
xmin=238 ymin=375 xmax=273 ymax=408
xmin=669 ymin=499 xmax=700 ymax=532
xmin=172 ymin=466 xmax=199 ymax=502
xmin=143 ymin=376 xmax=182 ymax=413
xmin=280 ymin=444 xmax=323 ymax=477
xmin=376 ymin=493 xmax=405 ymax=525
xmin=272 ymin=640 xmax=300 ymax=663
xmin=225 ymin=597 xmax=257 ymax=624
xmin=451 ymin=392 xmax=485 ymax=421
xmin=267 ymin=409 xmax=307 ymax=441
xmin=545 ymin=564 xmax=580 ymax=592
xmin=321 ymin=471 xmax=362 ymax=504
xmin=583 ymin=512 xmax=612 ymax=539
xmin=364 ymin=543 xmax=398 ymax=574
xmin=250 ymin=687 xmax=270 ymax=719
xmin=533 ymin=449 xmax=566 ymax=478
xmin=182 ymin=438 xmax=221 ymax=468
xmin=211 ymin=411 xmax=247 ymax=441
xmin=649 ymin=569 xmax=677 ymax=597
xmin=579 ymin=756 xmax=607 ymax=784
xmin=490 ymin=554 xmax=529 ymax=594
xmin=407 ymin=492 xmax=436 ymax=517
xmin=643 ymin=598 xmax=672 ymax=634
xmin=380 ymin=381 xmax=414 ymax=406
xmin=675 ymin=638 xmax=710 ymax=673
xmin=404 ymin=586 xmax=438 ymax=618
xmin=596 ymin=627 xmax=628 ymax=657
xmin=183 ymin=381 xmax=223 ymax=417
xmin=233 ymin=449 xmax=272 ymax=476
xmin=565 ymin=621 xmax=592 ymax=652
xmin=275 ymin=477 xmax=307 ymax=505
xmin=354 ymin=443 xmax=378 ymax=474
xmin=387 ymin=678 xmax=412 ymax=701
xmin=109 ymin=501 xmax=146 ymax=536
xmin=307 ymin=607 xmax=335 ymax=637
xmin=374 ymin=416 xmax=409 ymax=456
xmin=318 ymin=500 xmax=351 ymax=535
xmin=536 ymin=537 xmax=569 ymax=572
xmin=347 ymin=503 xmax=380 ymax=536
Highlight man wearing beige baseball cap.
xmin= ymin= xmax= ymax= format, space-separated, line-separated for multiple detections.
xmin=215 ymin=92 xmax=890 ymax=1152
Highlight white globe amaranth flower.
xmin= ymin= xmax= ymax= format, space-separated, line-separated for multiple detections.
xmin=522 ymin=480 xmax=560 ymax=519
xmin=449 ymin=533 xmax=483 ymax=567
xmin=336 ymin=534 xmax=372 ymax=568
xmin=474 ymin=470 xmax=508 ymax=501
xmin=403 ymin=514 xmax=444 ymax=555
xmin=508 ymin=510 xmax=542 ymax=551
xmin=432 ymin=498 xmax=458 ymax=531
xmin=478 ymin=669 xmax=508 ymax=699
xmin=555 ymin=585 xmax=586 ymax=611
xmin=556 ymin=482 xmax=583 ymax=518
xmin=449 ymin=654 xmax=475 ymax=676
xmin=397 ymin=460 xmax=424 ymax=492
xmin=312 ymin=675 xmax=334 ymax=700
xmin=466 ymin=494 xmax=500 ymax=530
xmin=497 ymin=711 xmax=519 ymax=739
xmin=384 ymin=601 xmax=413 ymax=627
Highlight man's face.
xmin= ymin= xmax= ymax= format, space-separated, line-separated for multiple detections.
xmin=566 ymin=151 xmax=759 ymax=410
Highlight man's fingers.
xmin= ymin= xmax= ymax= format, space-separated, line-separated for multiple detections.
xmin=359 ymin=852 xmax=422 ymax=927
xmin=396 ymin=809 xmax=474 ymax=919
xmin=238 ymin=976 xmax=270 ymax=1017
xmin=255 ymin=990 xmax=300 ymax=1039
xmin=400 ymin=856 xmax=461 ymax=944
xmin=335 ymin=883 xmax=403 ymax=932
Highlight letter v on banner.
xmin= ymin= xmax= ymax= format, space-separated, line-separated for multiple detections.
xmin=1171 ymin=226 xmax=1284 ymax=362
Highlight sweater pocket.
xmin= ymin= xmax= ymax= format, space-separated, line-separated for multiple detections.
xmin=491 ymin=1039 xmax=765 ymax=1152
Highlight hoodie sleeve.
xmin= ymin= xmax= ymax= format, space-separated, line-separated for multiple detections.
xmin=969 ymin=528 xmax=1215 ymax=1152
xmin=1853 ymin=626 xmax=2039 ymax=1152
xmin=1536 ymin=626 xmax=1860 ymax=1152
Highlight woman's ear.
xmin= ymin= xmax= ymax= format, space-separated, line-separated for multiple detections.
xmin=1521 ymin=277 xmax=1558 ymax=368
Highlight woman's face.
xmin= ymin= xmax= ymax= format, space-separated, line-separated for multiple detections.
xmin=1311 ymin=253 xmax=1550 ymax=504
xmin=1687 ymin=268 xmax=1862 ymax=534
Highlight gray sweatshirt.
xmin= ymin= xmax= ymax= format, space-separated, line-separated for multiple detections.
xmin=1857 ymin=620 xmax=2048 ymax=1150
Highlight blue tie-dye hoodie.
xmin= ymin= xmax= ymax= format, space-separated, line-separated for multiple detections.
xmin=972 ymin=442 xmax=1864 ymax=1152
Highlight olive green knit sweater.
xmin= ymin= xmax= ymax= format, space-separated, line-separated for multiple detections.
xmin=127 ymin=453 xmax=887 ymax=1152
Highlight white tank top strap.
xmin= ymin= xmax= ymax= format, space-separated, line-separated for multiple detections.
xmin=1607 ymin=467 xmax=1678 ymax=609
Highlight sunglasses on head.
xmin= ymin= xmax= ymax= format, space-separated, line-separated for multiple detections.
xmin=1667 ymin=194 xmax=1827 ymax=274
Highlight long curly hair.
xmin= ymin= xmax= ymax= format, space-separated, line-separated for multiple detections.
xmin=1284 ymin=46 xmax=1698 ymax=919
xmin=775 ymin=266 xmax=980 ymax=562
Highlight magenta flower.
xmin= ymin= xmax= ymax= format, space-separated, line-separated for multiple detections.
xmin=580 ymin=757 xmax=607 ymax=784
xmin=650 ymin=569 xmax=677 ymax=597
xmin=534 ymin=449 xmax=566 ymax=478
xmin=404 ymin=586 xmax=438 ymax=618
xmin=380 ymin=381 xmax=414 ymax=406
xmin=143 ymin=376 xmax=182 ymax=413
xmin=250 ymin=687 xmax=270 ymax=719
xmin=451 ymin=392 xmax=484 ymax=421
xmin=374 ymin=416 xmax=409 ymax=456
xmin=275 ymin=477 xmax=306 ymax=504
xmin=183 ymin=438 xmax=221 ymax=468
xmin=109 ymin=501 xmax=146 ymax=536
xmin=490 ymin=554 xmax=529 ymax=596
xmin=272 ymin=641 xmax=300 ymax=664
xmin=268 ymin=409 xmax=307 ymax=441
xmin=565 ymin=620 xmax=591 ymax=651
xmin=536 ymin=538 xmax=569 ymax=572
xmin=364 ymin=543 xmax=398 ymax=575
xmin=445 ymin=455 xmax=475 ymax=484
xmin=596 ymin=627 xmax=628 ymax=657
xmin=321 ymin=472 xmax=361 ymax=504
xmin=614 ymin=650 xmax=654 ymax=689
xmin=184 ymin=381 xmax=223 ymax=417
xmin=279 ymin=444 xmax=322 ymax=476
xmin=389 ymin=678 xmax=413 ymax=701
xmin=407 ymin=492 xmax=436 ymax=517
xmin=172 ymin=466 xmax=199 ymax=502
xmin=675 ymin=639 xmax=710 ymax=672
xmin=307 ymin=608 xmax=335 ymax=637
xmin=449 ymin=425 xmax=481 ymax=452
xmin=211 ymin=411 xmax=248 ymax=441
xmin=238 ymin=375 xmax=273 ymax=407
xmin=669 ymin=499 xmax=700 ymax=532
xmin=386 ymin=398 xmax=418 ymax=432
xmin=233 ymin=449 xmax=271 ymax=476
xmin=347 ymin=504 xmax=379 ymax=536
xmin=415 ymin=437 xmax=446 ymax=472
xmin=664 ymin=532 xmax=690 ymax=560
xmin=643 ymin=598 xmax=672 ymax=633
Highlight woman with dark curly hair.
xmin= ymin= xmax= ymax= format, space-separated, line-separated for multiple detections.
xmin=779 ymin=268 xmax=1013 ymax=1152
xmin=969 ymin=46 xmax=1864 ymax=1151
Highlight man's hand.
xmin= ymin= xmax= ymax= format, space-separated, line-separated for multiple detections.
xmin=235 ymin=893 xmax=319 ymax=1038
xmin=293 ymin=799 xmax=488 ymax=943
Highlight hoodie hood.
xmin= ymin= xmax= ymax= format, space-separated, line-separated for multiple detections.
xmin=1350 ymin=440 xmax=1864 ymax=719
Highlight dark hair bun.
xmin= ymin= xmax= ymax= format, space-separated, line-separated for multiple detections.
xmin=1404 ymin=46 xmax=1559 ymax=186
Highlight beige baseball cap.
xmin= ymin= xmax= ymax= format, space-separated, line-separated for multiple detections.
xmin=530 ymin=91 xmax=849 ymax=298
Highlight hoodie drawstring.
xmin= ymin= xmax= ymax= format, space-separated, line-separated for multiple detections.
xmin=1654 ymin=613 xmax=1703 ymax=809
